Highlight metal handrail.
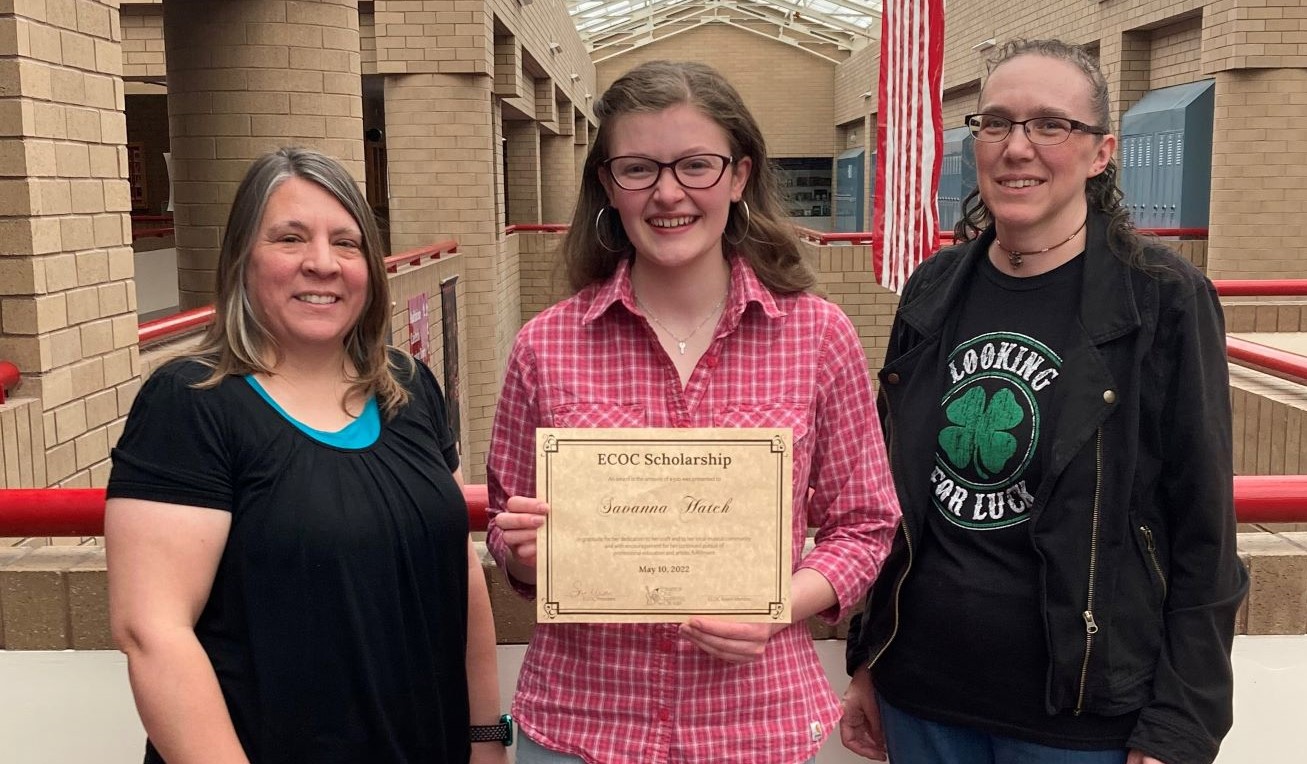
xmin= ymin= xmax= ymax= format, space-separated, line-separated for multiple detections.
xmin=0 ymin=478 xmax=1301 ymax=537
xmin=383 ymin=239 xmax=459 ymax=273
xmin=504 ymin=224 xmax=569 ymax=234
xmin=1214 ymin=280 xmax=1307 ymax=297
xmin=0 ymin=484 xmax=490 ymax=537
xmin=139 ymin=306 xmax=216 ymax=345
xmin=1227 ymin=337 xmax=1307 ymax=383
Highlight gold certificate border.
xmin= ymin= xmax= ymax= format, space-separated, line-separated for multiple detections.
xmin=538 ymin=430 xmax=791 ymax=621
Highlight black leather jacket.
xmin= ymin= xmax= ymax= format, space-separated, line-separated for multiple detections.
xmin=847 ymin=212 xmax=1248 ymax=764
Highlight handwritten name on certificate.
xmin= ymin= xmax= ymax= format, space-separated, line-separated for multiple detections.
xmin=535 ymin=428 xmax=792 ymax=624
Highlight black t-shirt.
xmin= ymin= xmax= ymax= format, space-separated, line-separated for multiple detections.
xmin=876 ymin=253 xmax=1138 ymax=749
xmin=108 ymin=356 xmax=471 ymax=764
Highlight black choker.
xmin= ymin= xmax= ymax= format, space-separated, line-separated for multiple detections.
xmin=994 ymin=219 xmax=1087 ymax=269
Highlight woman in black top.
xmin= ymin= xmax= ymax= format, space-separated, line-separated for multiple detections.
xmin=106 ymin=148 xmax=507 ymax=764
xmin=840 ymin=40 xmax=1246 ymax=764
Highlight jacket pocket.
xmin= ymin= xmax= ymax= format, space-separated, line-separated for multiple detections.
xmin=550 ymin=402 xmax=647 ymax=429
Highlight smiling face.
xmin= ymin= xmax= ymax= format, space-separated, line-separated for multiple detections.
xmin=599 ymin=103 xmax=751 ymax=276
xmin=975 ymin=54 xmax=1116 ymax=244
xmin=245 ymin=176 xmax=369 ymax=360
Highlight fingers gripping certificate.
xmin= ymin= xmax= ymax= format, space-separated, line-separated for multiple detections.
xmin=536 ymin=428 xmax=792 ymax=623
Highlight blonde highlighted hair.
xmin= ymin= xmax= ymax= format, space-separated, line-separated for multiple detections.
xmin=190 ymin=147 xmax=412 ymax=418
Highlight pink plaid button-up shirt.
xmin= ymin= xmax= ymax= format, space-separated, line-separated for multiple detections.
xmin=487 ymin=257 xmax=900 ymax=764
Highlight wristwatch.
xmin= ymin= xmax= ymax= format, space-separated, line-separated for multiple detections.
xmin=469 ymin=713 xmax=514 ymax=746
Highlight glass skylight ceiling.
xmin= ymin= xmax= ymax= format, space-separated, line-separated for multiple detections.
xmin=568 ymin=0 xmax=883 ymax=58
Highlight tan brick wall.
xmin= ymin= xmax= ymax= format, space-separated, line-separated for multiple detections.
xmin=1203 ymin=0 xmax=1307 ymax=72
xmin=385 ymin=71 xmax=502 ymax=482
xmin=1207 ymin=67 xmax=1307 ymax=279
xmin=804 ymin=242 xmax=901 ymax=375
xmin=0 ymin=0 xmax=140 ymax=493
xmin=1150 ymin=14 xmax=1204 ymax=89
xmin=505 ymin=119 xmax=542 ymax=225
xmin=539 ymin=132 xmax=574 ymax=223
xmin=597 ymin=24 xmax=837 ymax=159
xmin=517 ymin=230 xmax=568 ymax=321
xmin=1231 ymin=364 xmax=1307 ymax=477
xmin=371 ymin=0 xmax=597 ymax=127
xmin=164 ymin=0 xmax=364 ymax=308
xmin=120 ymin=3 xmax=164 ymax=80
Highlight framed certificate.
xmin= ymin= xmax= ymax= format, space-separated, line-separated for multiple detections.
xmin=535 ymin=428 xmax=793 ymax=623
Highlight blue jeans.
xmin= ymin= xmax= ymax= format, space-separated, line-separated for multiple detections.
xmin=515 ymin=731 xmax=817 ymax=763
xmin=877 ymin=696 xmax=1129 ymax=764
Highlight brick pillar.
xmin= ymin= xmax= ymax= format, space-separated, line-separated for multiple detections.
xmin=385 ymin=72 xmax=501 ymax=482
xmin=1101 ymin=31 xmax=1151 ymax=130
xmin=504 ymin=120 xmax=540 ymax=225
xmin=1206 ymin=67 xmax=1307 ymax=280
xmin=0 ymin=1 xmax=138 ymax=490
xmin=540 ymin=132 xmax=575 ymax=224
xmin=163 ymin=0 xmax=363 ymax=309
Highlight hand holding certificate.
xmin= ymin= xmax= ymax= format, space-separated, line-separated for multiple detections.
xmin=535 ymin=428 xmax=793 ymax=623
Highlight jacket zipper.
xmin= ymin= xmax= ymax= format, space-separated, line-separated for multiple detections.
xmin=866 ymin=391 xmax=914 ymax=672
xmin=1074 ymin=429 xmax=1104 ymax=715
xmin=1140 ymin=525 xmax=1168 ymax=599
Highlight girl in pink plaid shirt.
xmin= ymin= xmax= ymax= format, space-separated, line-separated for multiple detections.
xmin=487 ymin=61 xmax=900 ymax=764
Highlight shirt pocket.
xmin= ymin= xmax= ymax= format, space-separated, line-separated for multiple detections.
xmin=712 ymin=403 xmax=811 ymax=443
xmin=550 ymin=402 xmax=648 ymax=429
xmin=713 ymin=402 xmax=813 ymax=489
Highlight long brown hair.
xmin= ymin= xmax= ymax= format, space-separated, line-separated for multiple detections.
xmin=190 ymin=147 xmax=411 ymax=418
xmin=955 ymin=39 xmax=1153 ymax=270
xmin=561 ymin=60 xmax=815 ymax=294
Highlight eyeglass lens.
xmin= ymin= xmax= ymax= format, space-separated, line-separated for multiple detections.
xmin=607 ymin=155 xmax=729 ymax=190
xmin=967 ymin=115 xmax=1077 ymax=145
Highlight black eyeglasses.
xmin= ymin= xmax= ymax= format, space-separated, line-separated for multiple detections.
xmin=602 ymin=154 xmax=734 ymax=191
xmin=965 ymin=113 xmax=1107 ymax=146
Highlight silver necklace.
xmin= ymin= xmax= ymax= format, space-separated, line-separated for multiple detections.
xmin=995 ymin=218 xmax=1087 ymax=269
xmin=635 ymin=293 xmax=726 ymax=355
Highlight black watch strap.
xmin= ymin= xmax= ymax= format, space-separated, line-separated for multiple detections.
xmin=469 ymin=713 xmax=514 ymax=745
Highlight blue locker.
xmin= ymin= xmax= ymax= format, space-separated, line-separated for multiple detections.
xmin=835 ymin=147 xmax=865 ymax=232
xmin=1119 ymin=80 xmax=1214 ymax=229
xmin=938 ymin=126 xmax=976 ymax=231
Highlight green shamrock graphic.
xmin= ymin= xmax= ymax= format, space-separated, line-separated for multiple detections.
xmin=939 ymin=387 xmax=1024 ymax=479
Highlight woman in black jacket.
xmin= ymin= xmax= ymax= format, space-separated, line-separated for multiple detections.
xmin=840 ymin=39 xmax=1247 ymax=764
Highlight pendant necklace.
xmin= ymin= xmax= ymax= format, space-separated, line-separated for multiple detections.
xmin=994 ymin=218 xmax=1088 ymax=269
xmin=635 ymin=292 xmax=726 ymax=355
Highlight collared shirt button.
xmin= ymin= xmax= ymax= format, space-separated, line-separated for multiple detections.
xmin=658 ymin=708 xmax=672 ymax=723
xmin=886 ymin=372 xmax=901 ymax=384
xmin=1103 ymin=389 xmax=1117 ymax=404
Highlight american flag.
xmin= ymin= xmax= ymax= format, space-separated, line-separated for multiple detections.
xmin=872 ymin=0 xmax=945 ymax=293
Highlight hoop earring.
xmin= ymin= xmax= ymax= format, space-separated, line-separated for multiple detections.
xmin=724 ymin=199 xmax=752 ymax=248
xmin=595 ymin=206 xmax=623 ymax=253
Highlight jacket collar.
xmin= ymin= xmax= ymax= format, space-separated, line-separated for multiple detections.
xmin=897 ymin=209 xmax=1140 ymax=344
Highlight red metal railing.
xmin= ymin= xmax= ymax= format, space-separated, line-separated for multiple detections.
xmin=0 ymin=484 xmax=490 ymax=537
xmin=1214 ymin=280 xmax=1307 ymax=297
xmin=0 ymin=478 xmax=1299 ymax=536
xmin=793 ymin=226 xmax=1210 ymax=246
xmin=139 ymin=306 xmax=216 ymax=345
xmin=383 ymin=239 xmax=459 ymax=273
xmin=0 ymin=360 xmax=20 ymax=404
xmin=1227 ymin=337 xmax=1307 ymax=383
xmin=504 ymin=224 xmax=569 ymax=234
